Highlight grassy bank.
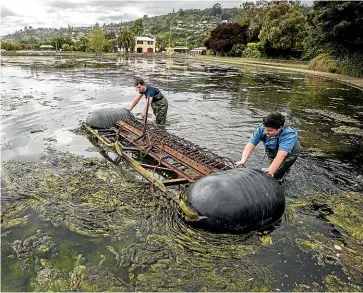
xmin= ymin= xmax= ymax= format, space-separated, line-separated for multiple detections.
xmin=197 ymin=55 xmax=363 ymax=90
xmin=199 ymin=55 xmax=308 ymax=70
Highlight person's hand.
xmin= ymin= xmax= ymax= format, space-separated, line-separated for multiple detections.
xmin=262 ymin=167 xmax=274 ymax=177
xmin=141 ymin=112 xmax=151 ymax=118
xmin=235 ymin=160 xmax=246 ymax=168
xmin=124 ymin=106 xmax=131 ymax=111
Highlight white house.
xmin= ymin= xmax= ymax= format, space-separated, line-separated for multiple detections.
xmin=189 ymin=47 xmax=207 ymax=55
xmin=135 ymin=36 xmax=156 ymax=53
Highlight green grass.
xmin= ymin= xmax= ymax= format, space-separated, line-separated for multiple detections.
xmin=199 ymin=55 xmax=310 ymax=70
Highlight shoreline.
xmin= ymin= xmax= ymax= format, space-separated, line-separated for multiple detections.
xmin=2 ymin=52 xmax=363 ymax=90
xmin=196 ymin=56 xmax=363 ymax=91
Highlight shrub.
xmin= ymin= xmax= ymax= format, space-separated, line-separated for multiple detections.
xmin=242 ymin=42 xmax=263 ymax=58
xmin=308 ymin=54 xmax=343 ymax=74
xmin=230 ymin=43 xmax=246 ymax=57
xmin=309 ymin=53 xmax=363 ymax=78
xmin=337 ymin=53 xmax=363 ymax=78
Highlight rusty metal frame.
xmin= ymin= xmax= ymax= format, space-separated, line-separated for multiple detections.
xmin=118 ymin=121 xmax=214 ymax=176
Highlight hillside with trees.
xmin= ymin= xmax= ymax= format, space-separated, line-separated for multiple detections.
xmin=1 ymin=1 xmax=362 ymax=77
xmin=1 ymin=4 xmax=237 ymax=51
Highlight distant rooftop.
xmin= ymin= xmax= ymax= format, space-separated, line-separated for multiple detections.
xmin=136 ymin=36 xmax=154 ymax=41
xmin=39 ymin=45 xmax=53 ymax=48
xmin=190 ymin=47 xmax=207 ymax=51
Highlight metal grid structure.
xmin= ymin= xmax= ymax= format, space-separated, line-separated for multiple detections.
xmin=84 ymin=117 xmax=235 ymax=220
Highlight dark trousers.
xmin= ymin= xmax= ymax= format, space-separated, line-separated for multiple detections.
xmin=151 ymin=93 xmax=168 ymax=125
xmin=265 ymin=140 xmax=301 ymax=180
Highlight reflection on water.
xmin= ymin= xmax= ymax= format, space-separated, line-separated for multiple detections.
xmin=1 ymin=56 xmax=363 ymax=291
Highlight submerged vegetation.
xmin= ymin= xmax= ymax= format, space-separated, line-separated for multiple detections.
xmin=286 ymin=192 xmax=363 ymax=286
xmin=1 ymin=144 xmax=362 ymax=291
xmin=0 ymin=148 xmax=274 ymax=291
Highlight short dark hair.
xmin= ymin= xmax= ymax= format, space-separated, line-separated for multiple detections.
xmin=263 ymin=113 xmax=285 ymax=129
xmin=135 ymin=78 xmax=145 ymax=86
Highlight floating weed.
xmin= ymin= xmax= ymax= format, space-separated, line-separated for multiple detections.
xmin=289 ymin=192 xmax=363 ymax=284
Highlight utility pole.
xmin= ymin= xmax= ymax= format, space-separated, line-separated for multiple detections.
xmin=169 ymin=21 xmax=171 ymax=48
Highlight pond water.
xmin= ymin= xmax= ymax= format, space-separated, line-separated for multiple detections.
xmin=1 ymin=56 xmax=363 ymax=291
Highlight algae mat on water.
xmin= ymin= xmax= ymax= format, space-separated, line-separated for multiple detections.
xmin=1 ymin=148 xmax=363 ymax=291
xmin=1 ymin=148 xmax=274 ymax=291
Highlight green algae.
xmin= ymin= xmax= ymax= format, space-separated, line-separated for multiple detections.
xmin=30 ymin=264 xmax=69 ymax=292
xmin=324 ymin=275 xmax=361 ymax=292
xmin=2 ymin=150 xmax=270 ymax=291
xmin=81 ymin=189 xmax=118 ymax=210
xmin=331 ymin=126 xmax=363 ymax=136
xmin=69 ymin=254 xmax=86 ymax=291
xmin=259 ymin=235 xmax=273 ymax=245
xmin=134 ymin=256 xmax=273 ymax=292
xmin=288 ymin=192 xmax=363 ymax=286
xmin=325 ymin=194 xmax=363 ymax=241
xmin=2 ymin=148 xmax=363 ymax=291
xmin=1 ymin=201 xmax=30 ymax=229
xmin=296 ymin=239 xmax=320 ymax=250
xmin=289 ymin=201 xmax=310 ymax=211
xmin=303 ymin=109 xmax=361 ymax=124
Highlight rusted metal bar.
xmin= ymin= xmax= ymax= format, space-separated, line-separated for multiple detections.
xmin=139 ymin=163 xmax=172 ymax=172
xmin=162 ymin=178 xmax=190 ymax=186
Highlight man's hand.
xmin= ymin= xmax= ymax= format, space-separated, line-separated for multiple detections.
xmin=262 ymin=167 xmax=274 ymax=177
xmin=141 ymin=112 xmax=152 ymax=118
xmin=124 ymin=106 xmax=131 ymax=111
xmin=235 ymin=160 xmax=246 ymax=168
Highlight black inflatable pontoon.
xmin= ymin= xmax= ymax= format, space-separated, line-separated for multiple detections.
xmin=187 ymin=168 xmax=284 ymax=233
xmin=86 ymin=107 xmax=135 ymax=128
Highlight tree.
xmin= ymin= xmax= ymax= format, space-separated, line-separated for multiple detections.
xmin=211 ymin=3 xmax=222 ymax=16
xmin=103 ymin=40 xmax=114 ymax=52
xmin=51 ymin=36 xmax=66 ymax=51
xmin=1 ymin=41 xmax=20 ymax=51
xmin=117 ymin=27 xmax=135 ymax=53
xmin=64 ymin=36 xmax=73 ymax=45
xmin=307 ymin=1 xmax=363 ymax=57
xmin=204 ymin=22 xmax=249 ymax=55
xmin=259 ymin=2 xmax=308 ymax=52
xmin=89 ymin=28 xmax=106 ymax=52
xmin=156 ymin=35 xmax=168 ymax=51
xmin=105 ymin=31 xmax=116 ymax=40
xmin=62 ymin=43 xmax=70 ymax=51
xmin=234 ymin=1 xmax=268 ymax=42
xmin=130 ymin=19 xmax=144 ymax=36
xmin=79 ymin=36 xmax=89 ymax=52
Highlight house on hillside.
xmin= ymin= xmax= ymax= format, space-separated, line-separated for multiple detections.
xmin=167 ymin=46 xmax=189 ymax=54
xmin=135 ymin=36 xmax=155 ymax=53
xmin=189 ymin=47 xmax=207 ymax=55
xmin=39 ymin=45 xmax=53 ymax=51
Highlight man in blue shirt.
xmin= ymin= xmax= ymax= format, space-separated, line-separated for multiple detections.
xmin=235 ymin=113 xmax=300 ymax=181
xmin=127 ymin=78 xmax=168 ymax=125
